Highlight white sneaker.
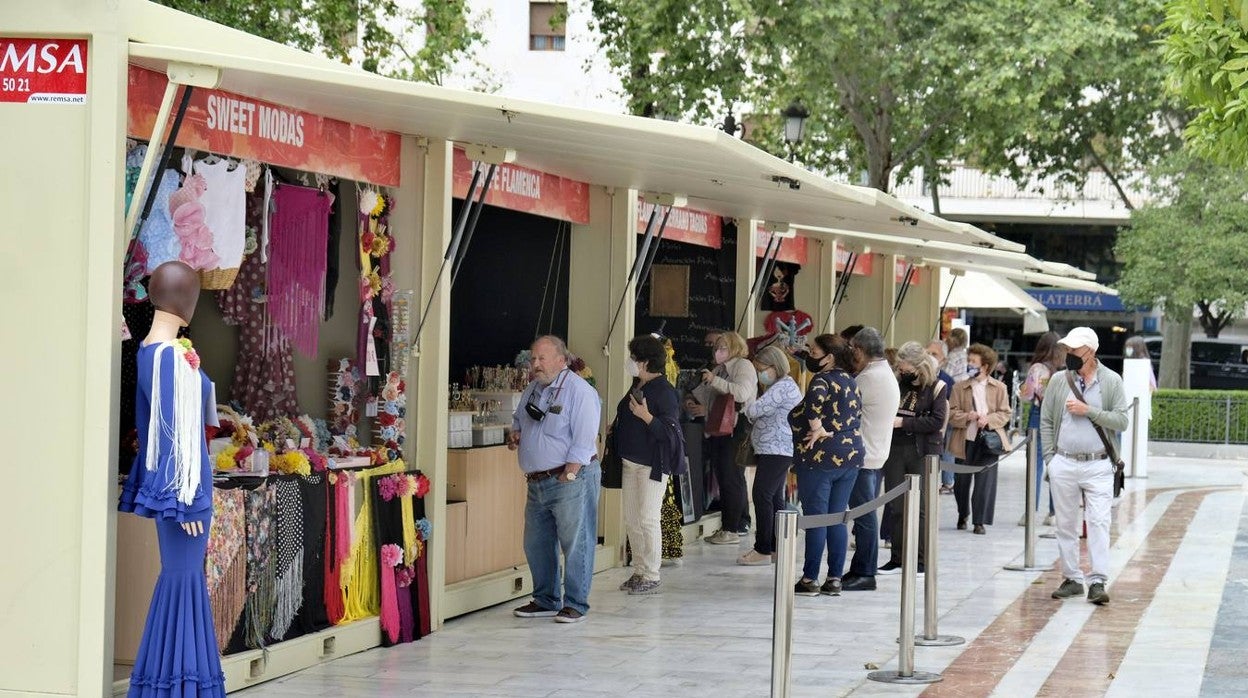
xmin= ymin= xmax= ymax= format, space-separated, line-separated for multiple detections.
xmin=661 ymin=557 xmax=684 ymax=568
xmin=704 ymin=529 xmax=740 ymax=545
xmin=1043 ymin=513 xmax=1054 ymax=526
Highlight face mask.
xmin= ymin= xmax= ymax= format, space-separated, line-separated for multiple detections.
xmin=899 ymin=371 xmax=916 ymax=383
xmin=1065 ymin=353 xmax=1084 ymax=372
xmin=626 ymin=359 xmax=640 ymax=378
xmin=966 ymin=366 xmax=980 ymax=379
xmin=805 ymin=354 xmax=825 ymax=373
xmin=758 ymin=368 xmax=775 ymax=387
xmin=1124 ymin=348 xmax=1135 ymax=358
xmin=714 ymin=348 xmax=729 ymax=365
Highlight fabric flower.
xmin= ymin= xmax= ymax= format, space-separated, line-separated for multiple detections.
xmin=215 ymin=446 xmax=239 ymax=472
xmin=397 ymin=474 xmax=415 ymax=498
xmin=359 ymin=189 xmax=380 ymax=217
xmin=369 ymin=234 xmax=391 ymax=257
xmin=396 ymin=565 xmax=414 ymax=588
xmin=380 ymin=543 xmax=402 ymax=568
xmin=367 ymin=271 xmax=382 ymax=297
xmin=416 ymin=518 xmax=433 ymax=540
xmin=378 ymin=475 xmax=398 ymax=501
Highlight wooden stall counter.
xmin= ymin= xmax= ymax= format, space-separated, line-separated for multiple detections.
xmin=444 ymin=445 xmax=527 ymax=585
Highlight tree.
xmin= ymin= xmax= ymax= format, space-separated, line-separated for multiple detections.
xmin=590 ymin=0 xmax=1164 ymax=193
xmin=971 ymin=0 xmax=1187 ymax=211
xmin=156 ymin=0 xmax=485 ymax=85
xmin=1161 ymin=0 xmax=1248 ymax=166
xmin=1115 ymin=150 xmax=1248 ymax=384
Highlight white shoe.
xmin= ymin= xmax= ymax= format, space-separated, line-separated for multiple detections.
xmin=704 ymin=529 xmax=740 ymax=545
xmin=1043 ymin=513 xmax=1054 ymax=526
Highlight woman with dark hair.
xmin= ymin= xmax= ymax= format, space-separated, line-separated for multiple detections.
xmin=615 ymin=335 xmax=684 ymax=595
xmin=877 ymin=342 xmax=949 ymax=576
xmin=949 ymin=343 xmax=1012 ymax=534
xmin=789 ymin=334 xmax=865 ymax=596
xmin=1020 ymin=331 xmax=1064 ymax=525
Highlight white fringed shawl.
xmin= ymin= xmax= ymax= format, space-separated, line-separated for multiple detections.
xmin=145 ymin=341 xmax=203 ymax=506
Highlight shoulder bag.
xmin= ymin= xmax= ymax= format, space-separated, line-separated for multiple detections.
xmin=1064 ymin=371 xmax=1126 ymax=496
xmin=601 ymin=417 xmax=623 ymax=489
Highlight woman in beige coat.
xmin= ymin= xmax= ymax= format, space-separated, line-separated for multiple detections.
xmin=948 ymin=343 xmax=1012 ymax=534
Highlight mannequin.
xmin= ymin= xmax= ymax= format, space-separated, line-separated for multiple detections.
xmin=119 ymin=261 xmax=225 ymax=697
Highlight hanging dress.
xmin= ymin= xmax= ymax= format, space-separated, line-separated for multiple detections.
xmin=118 ymin=341 xmax=225 ymax=698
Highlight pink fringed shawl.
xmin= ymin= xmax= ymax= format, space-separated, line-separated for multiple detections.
xmin=268 ymin=185 xmax=331 ymax=357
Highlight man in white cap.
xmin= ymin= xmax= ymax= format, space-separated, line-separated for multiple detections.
xmin=1040 ymin=327 xmax=1128 ymax=605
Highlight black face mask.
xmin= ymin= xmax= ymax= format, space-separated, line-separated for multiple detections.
xmin=899 ymin=371 xmax=917 ymax=384
xmin=805 ymin=354 xmax=825 ymax=373
xmin=1065 ymin=353 xmax=1084 ymax=372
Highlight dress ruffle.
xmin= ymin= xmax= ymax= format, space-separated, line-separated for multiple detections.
xmin=119 ymin=480 xmax=212 ymax=523
xmin=128 ymin=520 xmax=225 ymax=698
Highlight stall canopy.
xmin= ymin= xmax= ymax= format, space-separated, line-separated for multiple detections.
xmin=798 ymin=224 xmax=1114 ymax=294
xmin=123 ymin=0 xmax=1021 ymax=249
xmin=939 ymin=268 xmax=1046 ymax=312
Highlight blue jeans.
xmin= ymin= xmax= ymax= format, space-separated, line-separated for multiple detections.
xmin=796 ymin=464 xmax=859 ymax=582
xmin=940 ymin=426 xmax=956 ymax=487
xmin=847 ymin=468 xmax=882 ymax=577
xmin=523 ymin=462 xmax=600 ymax=614
xmin=1027 ymin=408 xmax=1055 ymax=514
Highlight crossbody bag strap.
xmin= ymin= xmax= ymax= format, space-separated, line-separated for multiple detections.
xmin=1064 ymin=370 xmax=1121 ymax=464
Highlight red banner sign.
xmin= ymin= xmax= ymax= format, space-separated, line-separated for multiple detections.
xmin=894 ymin=259 xmax=922 ymax=285
xmin=0 ymin=38 xmax=87 ymax=104
xmin=835 ymin=247 xmax=874 ymax=277
xmin=638 ymin=203 xmax=722 ymax=248
xmin=126 ymin=66 xmax=402 ymax=186
xmin=754 ymin=228 xmax=809 ymax=266
xmin=453 ymin=148 xmax=590 ymax=224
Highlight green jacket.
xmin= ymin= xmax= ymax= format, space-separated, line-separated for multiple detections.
xmin=1039 ymin=363 xmax=1129 ymax=464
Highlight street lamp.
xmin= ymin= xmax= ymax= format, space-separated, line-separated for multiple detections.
xmin=719 ymin=112 xmax=745 ymax=138
xmin=781 ymin=100 xmax=809 ymax=161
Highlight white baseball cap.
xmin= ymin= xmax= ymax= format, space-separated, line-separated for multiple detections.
xmin=1058 ymin=326 xmax=1099 ymax=352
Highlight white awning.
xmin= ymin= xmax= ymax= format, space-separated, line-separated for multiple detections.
xmin=939 ymin=269 xmax=1046 ymax=312
xmin=123 ymin=0 xmax=1023 ymax=249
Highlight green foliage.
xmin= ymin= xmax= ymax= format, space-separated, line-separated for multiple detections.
xmin=590 ymin=0 xmax=1174 ymax=193
xmin=155 ymin=0 xmax=482 ymax=85
xmin=1150 ymin=389 xmax=1248 ymax=442
xmin=1161 ymin=0 xmax=1248 ymax=165
xmin=1114 ymin=150 xmax=1248 ymax=334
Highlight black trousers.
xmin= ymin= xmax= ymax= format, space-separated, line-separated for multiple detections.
xmin=955 ymin=438 xmax=999 ymax=526
xmin=751 ymin=454 xmax=792 ymax=554
xmin=708 ymin=434 xmax=748 ymax=531
xmin=883 ymin=438 xmax=927 ymax=567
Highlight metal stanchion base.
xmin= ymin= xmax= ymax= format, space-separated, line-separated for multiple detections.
xmin=1003 ymin=562 xmax=1051 ymax=571
xmin=915 ymin=634 xmax=965 ymax=646
xmin=867 ymin=670 xmax=943 ymax=685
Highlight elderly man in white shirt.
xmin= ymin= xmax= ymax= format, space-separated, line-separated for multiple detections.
xmin=840 ymin=327 xmax=901 ymax=591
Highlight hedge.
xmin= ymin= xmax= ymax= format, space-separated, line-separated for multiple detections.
xmin=1150 ymin=389 xmax=1248 ymax=444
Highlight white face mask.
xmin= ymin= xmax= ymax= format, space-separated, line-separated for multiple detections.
xmin=626 ymin=359 xmax=640 ymax=378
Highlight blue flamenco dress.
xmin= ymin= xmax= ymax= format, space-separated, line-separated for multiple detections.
xmin=118 ymin=341 xmax=225 ymax=698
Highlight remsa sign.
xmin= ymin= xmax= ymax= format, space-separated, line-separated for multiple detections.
xmin=0 ymin=38 xmax=88 ymax=104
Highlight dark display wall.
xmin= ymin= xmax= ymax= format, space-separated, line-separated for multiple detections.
xmin=634 ymin=221 xmax=738 ymax=368
xmin=448 ymin=202 xmax=571 ymax=383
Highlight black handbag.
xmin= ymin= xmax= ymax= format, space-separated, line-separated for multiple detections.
xmin=601 ymin=419 xmax=623 ymax=489
xmin=979 ymin=429 xmax=1007 ymax=456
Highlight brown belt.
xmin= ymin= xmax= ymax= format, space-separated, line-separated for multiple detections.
xmin=525 ymin=465 xmax=566 ymax=482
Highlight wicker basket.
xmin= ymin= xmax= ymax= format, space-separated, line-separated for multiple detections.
xmin=199 ymin=266 xmax=240 ymax=290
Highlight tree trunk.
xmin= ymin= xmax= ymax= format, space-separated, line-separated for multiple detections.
xmin=1159 ymin=313 xmax=1191 ymax=390
xmin=1196 ymin=300 xmax=1231 ymax=338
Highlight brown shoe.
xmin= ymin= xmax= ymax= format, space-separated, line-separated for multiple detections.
xmin=513 ymin=601 xmax=558 ymax=618
xmin=554 ymin=607 xmax=586 ymax=623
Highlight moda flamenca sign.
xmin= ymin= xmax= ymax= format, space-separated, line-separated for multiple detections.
xmin=452 ymin=148 xmax=590 ymax=224
xmin=0 ymin=38 xmax=87 ymax=104
xmin=126 ymin=66 xmax=402 ymax=187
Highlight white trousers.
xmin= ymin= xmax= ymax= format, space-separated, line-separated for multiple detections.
xmin=622 ymin=458 xmax=668 ymax=581
xmin=1048 ymin=454 xmax=1113 ymax=585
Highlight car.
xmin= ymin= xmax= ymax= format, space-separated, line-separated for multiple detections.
xmin=1142 ymin=336 xmax=1248 ymax=389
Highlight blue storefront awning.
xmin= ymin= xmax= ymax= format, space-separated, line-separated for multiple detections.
xmin=1025 ymin=289 xmax=1126 ymax=312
